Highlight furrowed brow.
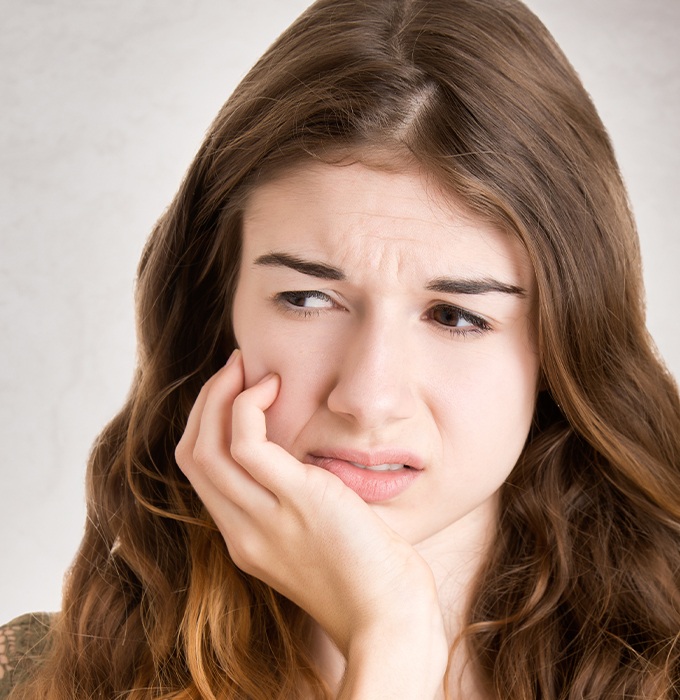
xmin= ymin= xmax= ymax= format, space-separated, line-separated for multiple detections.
xmin=253 ymin=252 xmax=346 ymax=280
xmin=426 ymin=277 xmax=526 ymax=297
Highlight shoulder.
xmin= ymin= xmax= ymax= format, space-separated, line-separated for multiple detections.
xmin=0 ymin=613 xmax=56 ymax=698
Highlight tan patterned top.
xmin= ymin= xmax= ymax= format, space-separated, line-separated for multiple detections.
xmin=0 ymin=613 xmax=54 ymax=699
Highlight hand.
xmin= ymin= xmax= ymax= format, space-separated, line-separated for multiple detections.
xmin=175 ymin=350 xmax=446 ymax=664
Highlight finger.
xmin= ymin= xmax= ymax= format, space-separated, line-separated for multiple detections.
xmin=196 ymin=349 xmax=245 ymax=454
xmin=172 ymin=355 xmax=281 ymax=578
xmin=186 ymin=473 xmax=266 ymax=576
xmin=192 ymin=354 xmax=279 ymax=508
xmin=230 ymin=373 xmax=315 ymax=494
xmin=172 ymin=354 xmax=251 ymax=534
xmin=175 ymin=349 xmax=240 ymax=474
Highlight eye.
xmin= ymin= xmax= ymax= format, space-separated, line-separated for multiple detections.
xmin=275 ymin=290 xmax=336 ymax=315
xmin=426 ymin=304 xmax=490 ymax=336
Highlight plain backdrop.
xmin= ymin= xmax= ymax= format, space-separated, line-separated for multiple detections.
xmin=1 ymin=0 xmax=678 ymax=624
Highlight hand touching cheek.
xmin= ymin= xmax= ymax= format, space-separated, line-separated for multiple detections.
xmin=175 ymin=350 xmax=447 ymax=664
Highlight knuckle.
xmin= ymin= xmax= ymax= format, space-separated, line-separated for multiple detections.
xmin=191 ymin=440 xmax=217 ymax=471
xmin=230 ymin=391 xmax=247 ymax=419
xmin=227 ymin=534 xmax=263 ymax=575
xmin=229 ymin=434 xmax=252 ymax=466
xmin=174 ymin=438 xmax=190 ymax=471
xmin=231 ymin=388 xmax=247 ymax=408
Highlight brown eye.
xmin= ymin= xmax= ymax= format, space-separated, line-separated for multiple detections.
xmin=427 ymin=304 xmax=490 ymax=333
xmin=431 ymin=305 xmax=472 ymax=327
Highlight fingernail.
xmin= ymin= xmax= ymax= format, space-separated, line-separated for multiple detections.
xmin=225 ymin=348 xmax=240 ymax=367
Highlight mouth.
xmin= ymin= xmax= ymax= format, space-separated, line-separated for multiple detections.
xmin=306 ymin=449 xmax=423 ymax=502
xmin=348 ymin=461 xmax=409 ymax=472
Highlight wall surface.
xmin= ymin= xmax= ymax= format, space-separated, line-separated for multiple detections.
xmin=1 ymin=0 xmax=678 ymax=623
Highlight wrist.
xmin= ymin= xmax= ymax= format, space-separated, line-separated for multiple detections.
xmin=339 ymin=601 xmax=448 ymax=699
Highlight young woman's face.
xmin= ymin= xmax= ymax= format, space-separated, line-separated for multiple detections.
xmin=232 ymin=161 xmax=539 ymax=547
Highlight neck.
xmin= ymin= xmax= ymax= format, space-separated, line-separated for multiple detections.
xmin=417 ymin=496 xmax=497 ymax=641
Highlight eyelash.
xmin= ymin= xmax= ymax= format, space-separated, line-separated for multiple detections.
xmin=425 ymin=304 xmax=491 ymax=336
xmin=274 ymin=291 xmax=491 ymax=337
xmin=275 ymin=290 xmax=337 ymax=317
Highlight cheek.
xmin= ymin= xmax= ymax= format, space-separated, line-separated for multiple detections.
xmin=234 ymin=315 xmax=339 ymax=450
xmin=264 ymin=354 xmax=327 ymax=446
xmin=434 ymin=341 xmax=538 ymax=466
xmin=232 ymin=284 xmax=298 ymax=385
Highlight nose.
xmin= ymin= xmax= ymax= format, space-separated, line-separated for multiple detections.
xmin=326 ymin=312 xmax=417 ymax=429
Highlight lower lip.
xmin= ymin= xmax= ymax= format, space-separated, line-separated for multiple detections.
xmin=307 ymin=457 xmax=421 ymax=503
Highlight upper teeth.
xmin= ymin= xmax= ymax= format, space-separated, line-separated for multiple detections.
xmin=350 ymin=462 xmax=404 ymax=471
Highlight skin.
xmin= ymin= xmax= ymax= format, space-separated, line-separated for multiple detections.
xmin=177 ymin=160 xmax=540 ymax=698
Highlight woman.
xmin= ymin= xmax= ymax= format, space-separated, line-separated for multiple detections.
xmin=2 ymin=0 xmax=679 ymax=697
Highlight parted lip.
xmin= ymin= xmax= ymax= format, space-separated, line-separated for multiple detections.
xmin=307 ymin=447 xmax=425 ymax=470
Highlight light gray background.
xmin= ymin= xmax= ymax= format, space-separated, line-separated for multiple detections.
xmin=1 ymin=0 xmax=678 ymax=623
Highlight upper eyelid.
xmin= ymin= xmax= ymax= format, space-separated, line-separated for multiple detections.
xmin=276 ymin=290 xmax=485 ymax=312
xmin=428 ymin=300 xmax=489 ymax=320
xmin=275 ymin=290 xmax=338 ymax=309
xmin=278 ymin=290 xmax=334 ymax=301
xmin=276 ymin=292 xmax=489 ymax=325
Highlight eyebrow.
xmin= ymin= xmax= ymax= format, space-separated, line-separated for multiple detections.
xmin=254 ymin=251 xmax=526 ymax=296
xmin=426 ymin=278 xmax=526 ymax=297
xmin=254 ymin=252 xmax=346 ymax=280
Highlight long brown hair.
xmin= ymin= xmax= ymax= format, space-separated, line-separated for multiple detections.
xmin=14 ymin=0 xmax=680 ymax=697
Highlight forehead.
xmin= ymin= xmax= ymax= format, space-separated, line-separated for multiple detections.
xmin=245 ymin=158 xmax=466 ymax=231
xmin=241 ymin=160 xmax=534 ymax=289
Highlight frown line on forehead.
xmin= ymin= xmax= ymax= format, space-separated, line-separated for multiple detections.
xmin=253 ymin=251 xmax=527 ymax=297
